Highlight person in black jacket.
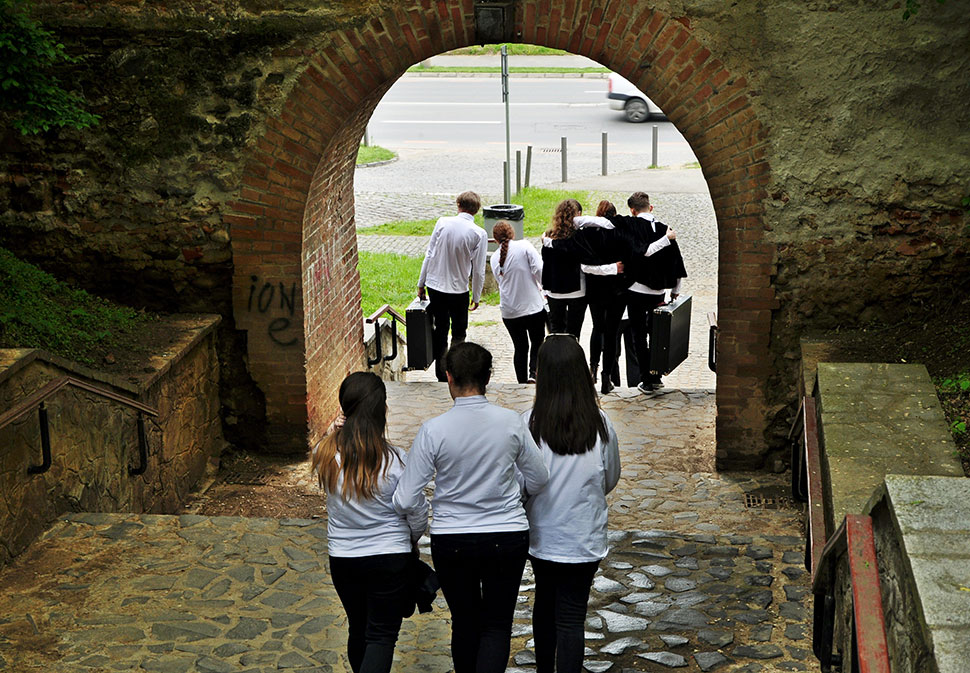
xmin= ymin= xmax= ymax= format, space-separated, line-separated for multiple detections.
xmin=541 ymin=199 xmax=588 ymax=337
xmin=543 ymin=192 xmax=686 ymax=395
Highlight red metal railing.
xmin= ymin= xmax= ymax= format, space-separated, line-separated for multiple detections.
xmin=793 ymin=395 xmax=891 ymax=673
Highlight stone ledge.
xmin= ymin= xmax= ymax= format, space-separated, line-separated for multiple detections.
xmin=867 ymin=475 xmax=970 ymax=673
xmin=0 ymin=314 xmax=221 ymax=398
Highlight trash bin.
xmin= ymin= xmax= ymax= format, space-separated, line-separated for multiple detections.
xmin=482 ymin=204 xmax=525 ymax=252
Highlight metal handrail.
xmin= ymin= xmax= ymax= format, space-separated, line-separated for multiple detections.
xmin=0 ymin=375 xmax=157 ymax=430
xmin=0 ymin=375 xmax=158 ymax=476
xmin=365 ymin=304 xmax=406 ymax=325
xmin=707 ymin=311 xmax=717 ymax=373
xmin=365 ymin=305 xmax=406 ymax=367
xmin=811 ymin=515 xmax=891 ymax=673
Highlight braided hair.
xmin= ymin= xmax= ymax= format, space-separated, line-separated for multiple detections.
xmin=492 ymin=220 xmax=515 ymax=276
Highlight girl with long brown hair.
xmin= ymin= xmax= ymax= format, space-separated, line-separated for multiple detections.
xmin=490 ymin=220 xmax=546 ymax=383
xmin=311 ymin=371 xmax=428 ymax=673
xmin=522 ymin=335 xmax=620 ymax=673
xmin=541 ymin=199 xmax=587 ymax=336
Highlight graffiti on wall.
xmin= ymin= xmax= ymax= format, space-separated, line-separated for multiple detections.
xmin=247 ymin=275 xmax=299 ymax=346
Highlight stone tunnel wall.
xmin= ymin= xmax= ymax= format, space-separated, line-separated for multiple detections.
xmin=0 ymin=317 xmax=224 ymax=568
xmin=0 ymin=1 xmax=967 ymax=467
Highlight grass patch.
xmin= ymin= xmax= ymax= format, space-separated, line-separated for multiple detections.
xmin=445 ymin=44 xmax=568 ymax=56
xmin=0 ymin=246 xmax=146 ymax=364
xmin=480 ymin=290 xmax=500 ymax=306
xmin=408 ymin=65 xmax=609 ymax=74
xmin=356 ymin=144 xmax=396 ymax=165
xmin=358 ymin=252 xmax=424 ymax=322
xmin=359 ymin=187 xmax=597 ymax=238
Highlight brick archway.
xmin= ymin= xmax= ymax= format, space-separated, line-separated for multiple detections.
xmin=228 ymin=2 xmax=774 ymax=468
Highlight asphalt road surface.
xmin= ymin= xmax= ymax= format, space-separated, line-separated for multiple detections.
xmin=366 ymin=76 xmax=699 ymax=169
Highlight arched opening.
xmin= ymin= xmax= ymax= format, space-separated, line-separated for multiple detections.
xmin=227 ymin=3 xmax=773 ymax=468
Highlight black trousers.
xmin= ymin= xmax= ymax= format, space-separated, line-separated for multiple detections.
xmin=625 ymin=290 xmax=665 ymax=385
xmin=431 ymin=530 xmax=529 ymax=673
xmin=588 ymin=293 xmax=626 ymax=385
xmin=329 ymin=552 xmax=411 ymax=673
xmin=619 ymin=318 xmax=641 ymax=387
xmin=502 ymin=310 xmax=546 ymax=383
xmin=427 ymin=287 xmax=469 ymax=382
xmin=546 ymin=296 xmax=586 ymax=338
xmin=530 ymin=556 xmax=600 ymax=673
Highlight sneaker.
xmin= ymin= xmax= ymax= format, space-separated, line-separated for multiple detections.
xmin=637 ymin=382 xmax=657 ymax=395
xmin=527 ymin=377 xmax=536 ymax=384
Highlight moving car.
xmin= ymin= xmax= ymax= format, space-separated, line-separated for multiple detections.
xmin=607 ymin=73 xmax=665 ymax=123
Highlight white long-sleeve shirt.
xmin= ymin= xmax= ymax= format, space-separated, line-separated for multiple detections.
xmin=490 ymin=240 xmax=544 ymax=319
xmin=393 ymin=395 xmax=549 ymax=535
xmin=417 ymin=212 xmax=488 ymax=303
xmin=629 ymin=212 xmax=683 ymax=296
xmin=322 ymin=446 xmax=428 ymax=557
xmin=521 ymin=409 xmax=621 ymax=562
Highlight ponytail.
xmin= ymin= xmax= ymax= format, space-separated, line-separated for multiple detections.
xmin=492 ymin=220 xmax=515 ymax=276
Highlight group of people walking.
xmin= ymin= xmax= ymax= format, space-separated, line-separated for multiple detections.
xmin=417 ymin=190 xmax=687 ymax=395
xmin=314 ymin=337 xmax=620 ymax=672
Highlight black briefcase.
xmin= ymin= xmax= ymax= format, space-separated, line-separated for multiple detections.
xmin=406 ymin=298 xmax=434 ymax=370
xmin=649 ymin=295 xmax=691 ymax=376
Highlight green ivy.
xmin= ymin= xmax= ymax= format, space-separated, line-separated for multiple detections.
xmin=0 ymin=0 xmax=99 ymax=134
xmin=902 ymin=0 xmax=947 ymax=20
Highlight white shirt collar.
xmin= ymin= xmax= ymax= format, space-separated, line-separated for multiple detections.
xmin=636 ymin=211 xmax=656 ymax=222
xmin=457 ymin=212 xmax=474 ymax=222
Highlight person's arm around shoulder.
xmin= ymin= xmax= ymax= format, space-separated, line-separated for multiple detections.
xmin=601 ymin=412 xmax=621 ymax=495
xmin=514 ymin=414 xmax=549 ymax=496
xmin=392 ymin=425 xmax=435 ymax=533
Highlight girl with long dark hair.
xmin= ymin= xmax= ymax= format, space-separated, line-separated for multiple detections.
xmin=523 ymin=335 xmax=621 ymax=673
xmin=491 ymin=220 xmax=546 ymax=383
xmin=312 ymin=372 xmax=428 ymax=673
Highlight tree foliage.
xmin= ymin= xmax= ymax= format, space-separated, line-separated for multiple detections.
xmin=0 ymin=0 xmax=99 ymax=134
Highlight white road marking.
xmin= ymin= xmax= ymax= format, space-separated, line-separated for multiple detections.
xmin=381 ymin=120 xmax=502 ymax=124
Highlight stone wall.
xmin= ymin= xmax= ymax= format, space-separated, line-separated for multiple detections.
xmin=0 ymin=1 xmax=967 ymax=467
xmin=0 ymin=316 xmax=224 ymax=568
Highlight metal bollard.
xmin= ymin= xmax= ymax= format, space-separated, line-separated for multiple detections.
xmin=651 ymin=125 xmax=659 ymax=168
xmin=525 ymin=146 xmax=532 ymax=189
xmin=561 ymin=136 xmax=567 ymax=183
xmin=602 ymin=131 xmax=608 ymax=176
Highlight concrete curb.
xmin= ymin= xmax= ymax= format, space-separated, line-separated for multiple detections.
xmin=355 ymin=156 xmax=398 ymax=169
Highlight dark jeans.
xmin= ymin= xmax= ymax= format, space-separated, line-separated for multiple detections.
xmin=329 ymin=552 xmax=411 ymax=673
xmin=625 ymin=290 xmax=665 ymax=385
xmin=427 ymin=287 xmax=469 ymax=382
xmin=502 ymin=310 xmax=546 ymax=383
xmin=546 ymin=296 xmax=586 ymax=338
xmin=431 ymin=530 xmax=529 ymax=673
xmin=530 ymin=556 xmax=600 ymax=673
xmin=588 ymin=293 xmax=626 ymax=385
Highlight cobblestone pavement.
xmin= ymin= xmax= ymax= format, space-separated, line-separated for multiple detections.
xmin=0 ymin=382 xmax=815 ymax=673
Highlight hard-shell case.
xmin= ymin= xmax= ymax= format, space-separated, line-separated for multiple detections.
xmin=649 ymin=295 xmax=692 ymax=376
xmin=406 ymin=298 xmax=434 ymax=371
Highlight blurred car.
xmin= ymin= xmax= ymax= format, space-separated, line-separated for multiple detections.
xmin=607 ymin=73 xmax=665 ymax=123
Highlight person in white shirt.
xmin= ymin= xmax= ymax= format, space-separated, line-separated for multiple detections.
xmin=393 ymin=342 xmax=549 ymax=673
xmin=417 ymin=191 xmax=489 ymax=382
xmin=490 ymin=220 xmax=546 ymax=383
xmin=521 ymin=335 xmax=621 ymax=673
xmin=311 ymin=372 xmax=428 ymax=673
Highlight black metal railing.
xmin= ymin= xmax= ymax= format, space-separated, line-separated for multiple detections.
xmin=707 ymin=311 xmax=718 ymax=372
xmin=365 ymin=304 xmax=406 ymax=367
xmin=0 ymin=375 xmax=158 ymax=477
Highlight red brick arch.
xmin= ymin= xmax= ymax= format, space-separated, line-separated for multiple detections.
xmin=228 ymin=1 xmax=774 ymax=468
